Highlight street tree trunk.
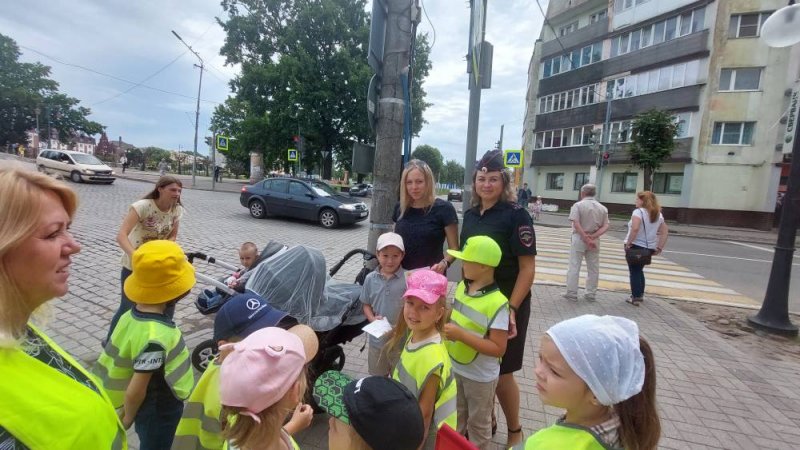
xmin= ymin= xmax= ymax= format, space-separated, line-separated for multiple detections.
xmin=643 ymin=166 xmax=653 ymax=191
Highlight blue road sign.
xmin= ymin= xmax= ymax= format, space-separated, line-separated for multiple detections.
xmin=504 ymin=149 xmax=522 ymax=168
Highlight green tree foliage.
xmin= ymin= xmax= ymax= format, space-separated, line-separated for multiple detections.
xmin=0 ymin=33 xmax=103 ymax=147
xmin=629 ymin=109 xmax=678 ymax=191
xmin=139 ymin=146 xmax=172 ymax=171
xmin=411 ymin=144 xmax=443 ymax=179
xmin=214 ymin=0 xmax=431 ymax=176
xmin=439 ymin=159 xmax=465 ymax=186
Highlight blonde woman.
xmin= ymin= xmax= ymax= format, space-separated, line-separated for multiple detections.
xmin=0 ymin=167 xmax=126 ymax=449
xmin=392 ymin=159 xmax=459 ymax=273
xmin=623 ymin=191 xmax=669 ymax=306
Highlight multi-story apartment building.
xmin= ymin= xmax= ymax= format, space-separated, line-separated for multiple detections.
xmin=522 ymin=0 xmax=794 ymax=229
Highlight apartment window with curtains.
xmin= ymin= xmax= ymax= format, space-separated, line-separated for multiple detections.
xmin=729 ymin=12 xmax=772 ymax=38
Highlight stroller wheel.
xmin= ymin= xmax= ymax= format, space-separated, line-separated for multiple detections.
xmin=191 ymin=339 xmax=219 ymax=372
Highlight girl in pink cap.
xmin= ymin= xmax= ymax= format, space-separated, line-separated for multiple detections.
xmin=387 ymin=269 xmax=457 ymax=449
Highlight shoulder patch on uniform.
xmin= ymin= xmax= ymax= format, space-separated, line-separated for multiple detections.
xmin=518 ymin=225 xmax=534 ymax=248
xmin=511 ymin=203 xmax=522 ymax=210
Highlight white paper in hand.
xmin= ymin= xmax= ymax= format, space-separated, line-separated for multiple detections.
xmin=362 ymin=318 xmax=393 ymax=339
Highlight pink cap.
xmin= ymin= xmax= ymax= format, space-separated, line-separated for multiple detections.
xmin=403 ymin=269 xmax=448 ymax=304
xmin=377 ymin=232 xmax=405 ymax=252
xmin=219 ymin=327 xmax=306 ymax=422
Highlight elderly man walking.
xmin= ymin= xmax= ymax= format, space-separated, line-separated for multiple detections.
xmin=564 ymin=184 xmax=609 ymax=301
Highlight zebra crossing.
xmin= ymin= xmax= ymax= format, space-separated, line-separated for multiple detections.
xmin=533 ymin=226 xmax=758 ymax=307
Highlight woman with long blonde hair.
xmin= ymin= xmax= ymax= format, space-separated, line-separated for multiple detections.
xmin=393 ymin=159 xmax=459 ymax=273
xmin=623 ymin=191 xmax=669 ymax=306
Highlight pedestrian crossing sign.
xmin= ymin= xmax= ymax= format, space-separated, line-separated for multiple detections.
xmin=216 ymin=135 xmax=229 ymax=151
xmin=504 ymin=149 xmax=523 ymax=168
xmin=288 ymin=148 xmax=298 ymax=161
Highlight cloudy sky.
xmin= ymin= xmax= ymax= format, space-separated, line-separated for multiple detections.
xmin=2 ymin=0 xmax=544 ymax=164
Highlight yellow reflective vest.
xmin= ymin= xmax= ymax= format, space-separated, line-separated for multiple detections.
xmin=446 ymin=281 xmax=508 ymax=365
xmin=0 ymin=324 xmax=127 ymax=449
xmin=93 ymin=309 xmax=194 ymax=408
xmin=511 ymin=423 xmax=621 ymax=450
xmin=393 ymin=336 xmax=458 ymax=430
xmin=173 ymin=361 xmax=224 ymax=450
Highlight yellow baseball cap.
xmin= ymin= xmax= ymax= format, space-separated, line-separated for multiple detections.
xmin=124 ymin=240 xmax=196 ymax=304
xmin=447 ymin=235 xmax=502 ymax=268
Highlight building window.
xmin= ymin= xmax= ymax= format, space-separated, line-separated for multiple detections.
xmin=719 ymin=67 xmax=763 ymax=91
xmin=574 ymin=173 xmax=590 ymax=190
xmin=546 ymin=173 xmax=564 ymax=190
xmin=612 ymin=173 xmax=638 ymax=193
xmin=560 ymin=21 xmax=578 ymax=36
xmin=729 ymin=12 xmax=771 ymax=38
xmin=590 ymin=9 xmax=607 ymax=23
xmin=541 ymin=42 xmax=602 ymax=79
xmin=674 ymin=112 xmax=692 ymax=138
xmin=652 ymin=173 xmax=683 ymax=194
xmin=711 ymin=122 xmax=756 ymax=145
xmin=535 ymin=126 xmax=595 ymax=149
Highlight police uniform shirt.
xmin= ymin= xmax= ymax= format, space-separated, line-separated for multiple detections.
xmin=460 ymin=201 xmax=537 ymax=297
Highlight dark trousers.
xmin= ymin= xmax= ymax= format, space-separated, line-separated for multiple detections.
xmin=627 ymin=245 xmax=647 ymax=298
xmin=105 ymin=267 xmax=174 ymax=345
xmin=134 ymin=381 xmax=184 ymax=450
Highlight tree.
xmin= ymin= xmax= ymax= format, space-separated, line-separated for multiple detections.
xmin=214 ymin=0 xmax=431 ymax=175
xmin=0 ymin=33 xmax=103 ymax=147
xmin=629 ymin=109 xmax=678 ymax=191
xmin=411 ymin=144 xmax=443 ymax=179
xmin=440 ymin=159 xmax=465 ymax=186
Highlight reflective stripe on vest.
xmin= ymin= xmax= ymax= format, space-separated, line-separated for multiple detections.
xmin=93 ymin=310 xmax=194 ymax=408
xmin=445 ymin=282 xmax=508 ymax=365
xmin=173 ymin=362 xmax=224 ymax=450
xmin=0 ymin=324 xmax=128 ymax=450
xmin=514 ymin=423 xmax=620 ymax=450
xmin=393 ymin=339 xmax=458 ymax=430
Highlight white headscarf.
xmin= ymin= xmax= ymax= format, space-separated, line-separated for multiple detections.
xmin=546 ymin=315 xmax=645 ymax=406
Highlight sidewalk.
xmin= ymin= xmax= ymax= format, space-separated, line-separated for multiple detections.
xmin=115 ymin=168 xmax=248 ymax=193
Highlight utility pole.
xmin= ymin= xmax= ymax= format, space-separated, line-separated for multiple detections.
xmin=367 ymin=0 xmax=418 ymax=254
xmin=498 ymin=124 xmax=504 ymax=150
xmin=172 ymin=30 xmax=204 ymax=187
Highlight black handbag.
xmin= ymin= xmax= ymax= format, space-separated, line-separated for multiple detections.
xmin=625 ymin=209 xmax=653 ymax=265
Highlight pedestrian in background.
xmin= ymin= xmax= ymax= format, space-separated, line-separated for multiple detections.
xmin=516 ymin=182 xmax=531 ymax=207
xmin=564 ymin=184 xmax=609 ymax=302
xmin=0 ymin=167 xmax=126 ymax=449
xmin=460 ymin=149 xmax=536 ymax=447
xmin=214 ymin=165 xmax=221 ymax=182
xmin=393 ymin=159 xmax=459 ymax=274
xmin=530 ymin=196 xmax=543 ymax=221
xmin=104 ymin=176 xmax=184 ymax=344
xmin=120 ymin=154 xmax=128 ymax=173
xmin=158 ymin=159 xmax=169 ymax=176
xmin=623 ymin=191 xmax=669 ymax=306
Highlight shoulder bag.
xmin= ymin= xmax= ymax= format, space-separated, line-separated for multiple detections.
xmin=625 ymin=209 xmax=653 ymax=266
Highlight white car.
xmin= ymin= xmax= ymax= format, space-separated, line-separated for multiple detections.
xmin=36 ymin=149 xmax=116 ymax=184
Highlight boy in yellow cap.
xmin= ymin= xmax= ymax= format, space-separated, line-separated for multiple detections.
xmin=443 ymin=235 xmax=509 ymax=450
xmin=94 ymin=240 xmax=196 ymax=450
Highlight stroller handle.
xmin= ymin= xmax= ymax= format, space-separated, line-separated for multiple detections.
xmin=329 ymin=249 xmax=374 ymax=277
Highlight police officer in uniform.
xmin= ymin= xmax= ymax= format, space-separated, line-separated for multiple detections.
xmin=460 ymin=149 xmax=536 ymax=447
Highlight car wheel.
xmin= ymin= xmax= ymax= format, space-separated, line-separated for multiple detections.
xmin=249 ymin=199 xmax=267 ymax=219
xmin=70 ymin=171 xmax=82 ymax=183
xmin=37 ymin=165 xmax=46 ymax=173
xmin=319 ymin=208 xmax=339 ymax=228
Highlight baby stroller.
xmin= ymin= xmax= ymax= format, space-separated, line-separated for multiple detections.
xmin=187 ymin=243 xmax=375 ymax=382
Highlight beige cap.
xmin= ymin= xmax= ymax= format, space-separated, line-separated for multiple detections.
xmin=377 ymin=232 xmax=405 ymax=252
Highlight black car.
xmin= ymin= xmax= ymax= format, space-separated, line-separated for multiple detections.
xmin=349 ymin=183 xmax=373 ymax=197
xmin=240 ymin=178 xmax=369 ymax=228
xmin=447 ymin=188 xmax=463 ymax=202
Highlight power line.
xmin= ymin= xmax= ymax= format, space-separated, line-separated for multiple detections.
xmin=420 ymin=0 xmax=436 ymax=51
xmin=91 ymin=51 xmax=188 ymax=106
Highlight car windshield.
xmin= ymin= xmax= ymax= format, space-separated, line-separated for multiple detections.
xmin=71 ymin=153 xmax=105 ymax=165
xmin=311 ymin=181 xmax=337 ymax=197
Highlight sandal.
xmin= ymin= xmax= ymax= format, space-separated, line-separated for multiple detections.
xmin=625 ymin=297 xmax=642 ymax=306
xmin=508 ymin=427 xmax=523 ymax=446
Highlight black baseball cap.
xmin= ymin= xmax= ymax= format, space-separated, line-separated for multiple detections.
xmin=313 ymin=371 xmax=424 ymax=450
xmin=213 ymin=293 xmax=289 ymax=342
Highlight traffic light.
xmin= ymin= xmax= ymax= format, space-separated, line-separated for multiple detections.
xmin=602 ymin=152 xmax=610 ymax=167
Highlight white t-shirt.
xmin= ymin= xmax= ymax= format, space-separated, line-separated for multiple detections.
xmin=121 ymin=199 xmax=184 ymax=269
xmin=450 ymin=306 xmax=509 ymax=383
xmin=625 ymin=208 xmax=663 ymax=249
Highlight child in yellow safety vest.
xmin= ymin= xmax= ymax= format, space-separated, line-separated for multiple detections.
xmin=386 ymin=269 xmax=458 ymax=449
xmin=443 ymin=235 xmax=509 ymax=450
xmin=512 ymin=315 xmax=660 ymax=450
xmin=218 ymin=327 xmax=319 ymax=450
xmin=172 ymin=292 xmax=316 ymax=450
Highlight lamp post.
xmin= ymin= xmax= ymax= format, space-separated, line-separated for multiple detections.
xmin=172 ymin=30 xmax=204 ymax=188
xmin=747 ymin=2 xmax=800 ymax=336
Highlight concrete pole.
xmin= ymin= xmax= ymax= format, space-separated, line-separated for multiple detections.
xmin=368 ymin=0 xmax=416 ymax=254
xmin=462 ymin=0 xmax=488 ymax=211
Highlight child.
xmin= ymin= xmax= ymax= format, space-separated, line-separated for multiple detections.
xmin=443 ymin=235 xmax=509 ymax=450
xmin=516 ymin=314 xmax=660 ymax=450
xmin=386 ymin=269 xmax=457 ymax=449
xmin=225 ymin=242 xmax=259 ymax=289
xmin=94 ymin=240 xmax=196 ymax=450
xmin=218 ymin=327 xmax=318 ymax=450
xmin=172 ymin=292 xmax=313 ymax=450
xmin=360 ymin=232 xmax=406 ymax=375
xmin=313 ymin=371 xmax=425 ymax=450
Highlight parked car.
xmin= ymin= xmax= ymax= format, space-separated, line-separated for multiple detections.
xmin=240 ymin=178 xmax=369 ymax=228
xmin=447 ymin=188 xmax=463 ymax=202
xmin=36 ymin=149 xmax=116 ymax=184
xmin=349 ymin=183 xmax=373 ymax=197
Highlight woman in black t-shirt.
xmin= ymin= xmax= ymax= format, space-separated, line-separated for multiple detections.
xmin=392 ymin=159 xmax=459 ymax=272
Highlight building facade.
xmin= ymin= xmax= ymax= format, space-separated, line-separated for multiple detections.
xmin=522 ymin=0 xmax=794 ymax=229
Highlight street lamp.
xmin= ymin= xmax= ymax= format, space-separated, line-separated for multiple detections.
xmin=172 ymin=30 xmax=204 ymax=187
xmin=747 ymin=1 xmax=800 ymax=336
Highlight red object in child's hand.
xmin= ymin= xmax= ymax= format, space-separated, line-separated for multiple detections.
xmin=435 ymin=424 xmax=478 ymax=449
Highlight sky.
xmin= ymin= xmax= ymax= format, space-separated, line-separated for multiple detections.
xmin=2 ymin=0 xmax=544 ymax=164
